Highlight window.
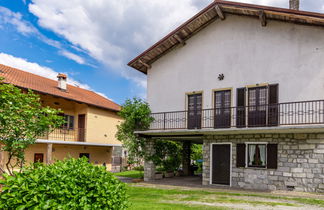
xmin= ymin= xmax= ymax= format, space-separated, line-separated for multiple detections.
xmin=79 ymin=153 xmax=90 ymax=159
xmin=236 ymin=143 xmax=278 ymax=169
xmin=247 ymin=144 xmax=266 ymax=168
xmin=59 ymin=114 xmax=74 ymax=129
xmin=34 ymin=153 xmax=44 ymax=163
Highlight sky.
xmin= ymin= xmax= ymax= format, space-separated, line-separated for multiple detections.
xmin=0 ymin=0 xmax=324 ymax=104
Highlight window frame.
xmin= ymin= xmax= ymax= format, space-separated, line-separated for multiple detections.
xmin=245 ymin=142 xmax=268 ymax=169
xmin=34 ymin=153 xmax=44 ymax=163
xmin=59 ymin=114 xmax=75 ymax=130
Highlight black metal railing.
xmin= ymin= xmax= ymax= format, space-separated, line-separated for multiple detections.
xmin=37 ymin=128 xmax=86 ymax=142
xmin=148 ymin=100 xmax=324 ymax=130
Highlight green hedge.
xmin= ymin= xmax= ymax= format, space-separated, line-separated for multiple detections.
xmin=0 ymin=158 xmax=128 ymax=209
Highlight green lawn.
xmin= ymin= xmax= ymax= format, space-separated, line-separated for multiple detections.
xmin=126 ymin=185 xmax=324 ymax=210
xmin=114 ymin=170 xmax=144 ymax=179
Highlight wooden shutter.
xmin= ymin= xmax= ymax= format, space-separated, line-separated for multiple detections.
xmin=236 ymin=144 xmax=246 ymax=167
xmin=267 ymin=144 xmax=278 ymax=169
xmin=236 ymin=88 xmax=246 ymax=128
xmin=268 ymin=84 xmax=279 ymax=126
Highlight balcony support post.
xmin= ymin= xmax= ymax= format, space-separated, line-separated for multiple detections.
xmin=182 ymin=141 xmax=191 ymax=176
xmin=46 ymin=143 xmax=53 ymax=165
xmin=144 ymin=139 xmax=156 ymax=181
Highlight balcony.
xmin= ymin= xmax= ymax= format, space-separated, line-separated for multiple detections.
xmin=148 ymin=100 xmax=324 ymax=131
xmin=37 ymin=128 xmax=86 ymax=142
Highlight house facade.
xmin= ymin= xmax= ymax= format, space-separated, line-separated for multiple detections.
xmin=0 ymin=64 xmax=124 ymax=172
xmin=128 ymin=0 xmax=324 ymax=192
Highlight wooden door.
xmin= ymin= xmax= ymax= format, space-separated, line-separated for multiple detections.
xmin=248 ymin=87 xmax=267 ymax=127
xmin=212 ymin=144 xmax=231 ymax=185
xmin=187 ymin=94 xmax=202 ymax=129
xmin=78 ymin=114 xmax=86 ymax=142
xmin=214 ymin=90 xmax=231 ymax=128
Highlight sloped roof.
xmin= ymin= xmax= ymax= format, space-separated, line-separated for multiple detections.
xmin=0 ymin=64 xmax=121 ymax=112
xmin=128 ymin=0 xmax=324 ymax=74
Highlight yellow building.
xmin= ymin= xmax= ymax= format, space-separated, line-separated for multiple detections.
xmin=0 ymin=64 xmax=124 ymax=171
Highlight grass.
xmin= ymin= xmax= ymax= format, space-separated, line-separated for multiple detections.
xmin=127 ymin=186 xmax=227 ymax=210
xmin=114 ymin=170 xmax=144 ymax=179
xmin=126 ymin=185 xmax=324 ymax=209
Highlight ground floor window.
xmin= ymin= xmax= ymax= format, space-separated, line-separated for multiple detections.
xmin=79 ymin=153 xmax=90 ymax=161
xmin=236 ymin=143 xmax=277 ymax=169
xmin=247 ymin=144 xmax=266 ymax=168
xmin=34 ymin=153 xmax=44 ymax=163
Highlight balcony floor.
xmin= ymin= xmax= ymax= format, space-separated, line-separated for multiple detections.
xmin=135 ymin=124 xmax=324 ymax=141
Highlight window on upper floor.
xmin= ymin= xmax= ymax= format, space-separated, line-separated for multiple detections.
xmin=59 ymin=114 xmax=74 ymax=130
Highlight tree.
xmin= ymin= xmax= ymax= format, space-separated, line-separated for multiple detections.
xmin=0 ymin=79 xmax=64 ymax=175
xmin=117 ymin=98 xmax=183 ymax=172
xmin=116 ymin=98 xmax=153 ymax=165
xmin=151 ymin=140 xmax=182 ymax=172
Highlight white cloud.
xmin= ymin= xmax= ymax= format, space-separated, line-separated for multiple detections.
xmin=28 ymin=0 xmax=211 ymax=89
xmin=228 ymin=0 xmax=324 ymax=12
xmin=0 ymin=52 xmax=113 ymax=99
xmin=0 ymin=52 xmax=93 ymax=90
xmin=229 ymin=0 xmax=287 ymax=7
xmin=59 ymin=50 xmax=85 ymax=64
xmin=0 ymin=6 xmax=88 ymax=64
xmin=0 ymin=6 xmax=37 ymax=35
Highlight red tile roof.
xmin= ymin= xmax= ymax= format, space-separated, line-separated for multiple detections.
xmin=0 ymin=64 xmax=121 ymax=112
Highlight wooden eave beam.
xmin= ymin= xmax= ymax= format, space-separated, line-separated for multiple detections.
xmin=215 ymin=5 xmax=225 ymax=20
xmin=259 ymin=10 xmax=267 ymax=27
xmin=138 ymin=59 xmax=151 ymax=69
xmin=174 ymin=34 xmax=186 ymax=46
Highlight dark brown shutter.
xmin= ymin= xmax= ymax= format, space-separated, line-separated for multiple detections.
xmin=236 ymin=88 xmax=246 ymax=128
xmin=236 ymin=144 xmax=246 ymax=167
xmin=268 ymin=84 xmax=279 ymax=126
xmin=267 ymin=144 xmax=278 ymax=169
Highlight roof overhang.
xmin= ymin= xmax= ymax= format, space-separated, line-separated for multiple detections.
xmin=128 ymin=0 xmax=324 ymax=74
xmin=36 ymin=139 xmax=122 ymax=147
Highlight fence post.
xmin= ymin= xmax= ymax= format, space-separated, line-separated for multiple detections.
xmin=163 ymin=113 xmax=166 ymax=130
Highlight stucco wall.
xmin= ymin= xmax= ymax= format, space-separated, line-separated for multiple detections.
xmin=22 ymin=143 xmax=113 ymax=170
xmin=147 ymin=15 xmax=324 ymax=112
xmin=39 ymin=94 xmax=122 ymax=145
xmin=1 ymin=144 xmax=113 ymax=170
xmin=86 ymin=106 xmax=122 ymax=145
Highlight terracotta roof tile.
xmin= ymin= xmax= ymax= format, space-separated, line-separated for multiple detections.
xmin=0 ymin=64 xmax=121 ymax=112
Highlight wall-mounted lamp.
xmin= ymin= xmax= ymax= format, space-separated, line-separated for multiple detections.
xmin=218 ymin=73 xmax=224 ymax=81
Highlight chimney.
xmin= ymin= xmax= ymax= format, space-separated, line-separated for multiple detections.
xmin=57 ymin=73 xmax=67 ymax=91
xmin=289 ymin=0 xmax=299 ymax=10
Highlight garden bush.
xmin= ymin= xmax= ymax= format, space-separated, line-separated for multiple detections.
xmin=0 ymin=158 xmax=128 ymax=209
xmin=133 ymin=165 xmax=144 ymax=171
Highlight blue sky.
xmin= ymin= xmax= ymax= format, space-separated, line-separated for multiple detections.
xmin=0 ymin=0 xmax=323 ymax=104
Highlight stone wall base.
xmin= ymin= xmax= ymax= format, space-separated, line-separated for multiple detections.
xmin=203 ymin=133 xmax=324 ymax=192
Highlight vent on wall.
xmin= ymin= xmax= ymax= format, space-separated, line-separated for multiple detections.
xmin=286 ymin=186 xmax=295 ymax=191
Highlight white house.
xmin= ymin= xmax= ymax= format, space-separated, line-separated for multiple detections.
xmin=128 ymin=0 xmax=324 ymax=192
